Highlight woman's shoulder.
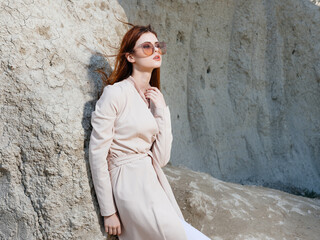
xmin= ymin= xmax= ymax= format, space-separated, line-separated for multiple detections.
xmin=101 ymin=79 xmax=130 ymax=99
xmin=98 ymin=79 xmax=130 ymax=113
xmin=104 ymin=79 xmax=131 ymax=93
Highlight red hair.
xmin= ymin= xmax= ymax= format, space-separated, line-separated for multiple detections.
xmin=96 ymin=21 xmax=161 ymax=91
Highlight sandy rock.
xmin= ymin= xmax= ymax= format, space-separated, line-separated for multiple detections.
xmin=165 ymin=164 xmax=320 ymax=240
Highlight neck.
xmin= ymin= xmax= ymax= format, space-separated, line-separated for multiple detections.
xmin=131 ymin=71 xmax=152 ymax=93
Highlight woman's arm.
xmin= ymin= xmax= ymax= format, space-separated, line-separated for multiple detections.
xmin=89 ymin=85 xmax=120 ymax=217
xmin=150 ymin=105 xmax=173 ymax=168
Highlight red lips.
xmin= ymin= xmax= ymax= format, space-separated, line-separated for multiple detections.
xmin=153 ymin=55 xmax=160 ymax=60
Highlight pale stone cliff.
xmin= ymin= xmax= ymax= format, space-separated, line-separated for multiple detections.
xmin=118 ymin=0 xmax=320 ymax=195
xmin=1 ymin=0 xmax=319 ymax=239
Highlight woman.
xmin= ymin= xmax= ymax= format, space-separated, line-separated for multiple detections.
xmin=89 ymin=23 xmax=211 ymax=240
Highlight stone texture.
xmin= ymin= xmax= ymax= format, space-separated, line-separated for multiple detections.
xmin=119 ymin=0 xmax=320 ymax=194
xmin=0 ymin=0 xmax=129 ymax=239
xmin=1 ymin=0 xmax=320 ymax=239
xmin=164 ymin=165 xmax=320 ymax=240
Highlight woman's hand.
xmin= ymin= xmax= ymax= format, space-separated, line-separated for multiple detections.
xmin=104 ymin=212 xmax=122 ymax=236
xmin=145 ymin=86 xmax=166 ymax=108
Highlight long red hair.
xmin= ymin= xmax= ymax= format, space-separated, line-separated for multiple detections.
xmin=96 ymin=21 xmax=161 ymax=91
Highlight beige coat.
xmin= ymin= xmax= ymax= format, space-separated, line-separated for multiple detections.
xmin=89 ymin=76 xmax=188 ymax=240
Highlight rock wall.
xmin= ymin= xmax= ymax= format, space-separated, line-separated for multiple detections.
xmin=119 ymin=0 xmax=320 ymax=194
xmin=1 ymin=0 xmax=319 ymax=239
xmin=1 ymin=0 xmax=129 ymax=238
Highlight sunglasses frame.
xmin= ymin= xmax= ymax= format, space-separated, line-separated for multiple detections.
xmin=132 ymin=41 xmax=167 ymax=56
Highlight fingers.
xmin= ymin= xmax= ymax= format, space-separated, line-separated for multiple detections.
xmin=145 ymin=91 xmax=157 ymax=98
xmin=110 ymin=226 xmax=115 ymax=235
xmin=144 ymin=92 xmax=157 ymax=103
xmin=106 ymin=226 xmax=113 ymax=235
xmin=145 ymin=88 xmax=161 ymax=98
xmin=145 ymin=89 xmax=157 ymax=98
xmin=147 ymin=86 xmax=161 ymax=93
xmin=145 ymin=87 xmax=166 ymax=108
xmin=105 ymin=225 xmax=121 ymax=236
xmin=104 ymin=212 xmax=122 ymax=236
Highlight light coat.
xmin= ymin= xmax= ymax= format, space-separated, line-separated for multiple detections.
xmin=89 ymin=76 xmax=187 ymax=240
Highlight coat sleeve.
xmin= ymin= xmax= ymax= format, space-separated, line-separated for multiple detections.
xmin=150 ymin=105 xmax=173 ymax=168
xmin=89 ymin=85 xmax=121 ymax=217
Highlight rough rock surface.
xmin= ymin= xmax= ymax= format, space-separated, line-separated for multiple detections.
xmin=1 ymin=0 xmax=129 ymax=239
xmin=1 ymin=0 xmax=320 ymax=239
xmin=119 ymin=0 xmax=320 ymax=194
xmin=165 ymin=165 xmax=320 ymax=240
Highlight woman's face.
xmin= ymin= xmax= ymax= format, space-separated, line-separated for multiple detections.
xmin=127 ymin=32 xmax=162 ymax=71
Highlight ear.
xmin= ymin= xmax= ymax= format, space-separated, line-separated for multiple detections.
xmin=125 ymin=52 xmax=135 ymax=63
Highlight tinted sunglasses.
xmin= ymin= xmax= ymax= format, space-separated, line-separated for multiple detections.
xmin=133 ymin=41 xmax=167 ymax=56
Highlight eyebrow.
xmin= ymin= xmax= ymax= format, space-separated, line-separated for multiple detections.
xmin=144 ymin=41 xmax=159 ymax=44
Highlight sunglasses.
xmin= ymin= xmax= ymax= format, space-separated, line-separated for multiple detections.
xmin=133 ymin=41 xmax=167 ymax=56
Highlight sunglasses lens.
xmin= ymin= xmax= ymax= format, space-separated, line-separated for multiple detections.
xmin=137 ymin=42 xmax=167 ymax=56
xmin=142 ymin=43 xmax=154 ymax=56
xmin=156 ymin=42 xmax=167 ymax=55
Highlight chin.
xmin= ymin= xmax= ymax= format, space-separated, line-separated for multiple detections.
xmin=153 ymin=62 xmax=162 ymax=68
xmin=142 ymin=62 xmax=161 ymax=71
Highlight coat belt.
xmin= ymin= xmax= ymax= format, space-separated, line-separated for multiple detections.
xmin=107 ymin=149 xmax=185 ymax=220
xmin=107 ymin=150 xmax=154 ymax=171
